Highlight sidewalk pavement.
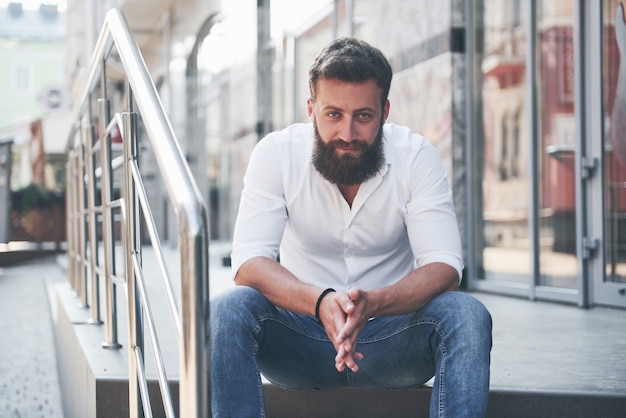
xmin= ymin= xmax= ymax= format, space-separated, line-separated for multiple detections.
xmin=0 ymin=254 xmax=65 ymax=418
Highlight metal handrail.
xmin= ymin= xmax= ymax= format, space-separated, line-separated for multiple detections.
xmin=65 ymin=8 xmax=210 ymax=418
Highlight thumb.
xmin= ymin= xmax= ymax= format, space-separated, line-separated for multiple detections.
xmin=348 ymin=287 xmax=361 ymax=302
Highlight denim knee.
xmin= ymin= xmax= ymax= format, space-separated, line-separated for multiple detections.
xmin=211 ymin=286 xmax=267 ymax=324
xmin=425 ymin=292 xmax=493 ymax=341
xmin=453 ymin=292 xmax=491 ymax=327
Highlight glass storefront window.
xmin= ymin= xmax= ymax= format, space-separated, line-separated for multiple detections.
xmin=479 ymin=0 xmax=531 ymax=285
xmin=477 ymin=0 xmax=579 ymax=291
xmin=603 ymin=0 xmax=626 ymax=285
xmin=196 ymin=2 xmax=258 ymax=241
xmin=536 ymin=1 xmax=578 ymax=289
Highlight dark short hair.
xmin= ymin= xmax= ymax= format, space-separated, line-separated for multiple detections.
xmin=308 ymin=37 xmax=393 ymax=107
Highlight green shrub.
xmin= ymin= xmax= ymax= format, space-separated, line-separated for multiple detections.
xmin=11 ymin=184 xmax=64 ymax=214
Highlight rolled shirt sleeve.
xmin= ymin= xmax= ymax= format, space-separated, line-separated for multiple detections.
xmin=404 ymin=140 xmax=464 ymax=282
xmin=230 ymin=136 xmax=288 ymax=277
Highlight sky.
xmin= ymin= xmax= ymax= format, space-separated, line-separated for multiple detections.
xmin=0 ymin=1 xmax=67 ymax=11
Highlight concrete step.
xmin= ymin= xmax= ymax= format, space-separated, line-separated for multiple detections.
xmin=264 ymin=385 xmax=626 ymax=418
xmin=52 ymin=278 xmax=626 ymax=418
xmin=0 ymin=241 xmax=64 ymax=265
xmin=52 ymin=282 xmax=179 ymax=418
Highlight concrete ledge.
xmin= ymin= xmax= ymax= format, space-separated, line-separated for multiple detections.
xmin=264 ymin=385 xmax=626 ymax=418
xmin=264 ymin=385 xmax=431 ymax=417
xmin=53 ymin=282 xmax=179 ymax=418
xmin=0 ymin=248 xmax=62 ymax=266
xmin=53 ymin=278 xmax=626 ymax=418
xmin=486 ymin=389 xmax=626 ymax=418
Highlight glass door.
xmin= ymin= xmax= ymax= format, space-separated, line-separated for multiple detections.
xmin=593 ymin=0 xmax=626 ymax=307
xmin=475 ymin=0 xmax=583 ymax=300
xmin=535 ymin=1 xmax=580 ymax=299
xmin=477 ymin=0 xmax=532 ymax=291
xmin=472 ymin=0 xmax=626 ymax=308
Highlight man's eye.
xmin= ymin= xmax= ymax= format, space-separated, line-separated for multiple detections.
xmin=328 ymin=112 xmax=340 ymax=118
xmin=358 ymin=113 xmax=373 ymax=120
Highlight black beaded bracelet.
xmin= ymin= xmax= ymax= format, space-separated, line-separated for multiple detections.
xmin=315 ymin=288 xmax=336 ymax=322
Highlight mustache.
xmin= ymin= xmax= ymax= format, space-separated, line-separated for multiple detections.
xmin=328 ymin=139 xmax=369 ymax=151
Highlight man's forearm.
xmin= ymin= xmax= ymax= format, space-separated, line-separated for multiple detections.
xmin=367 ymin=262 xmax=459 ymax=318
xmin=235 ymin=256 xmax=322 ymax=316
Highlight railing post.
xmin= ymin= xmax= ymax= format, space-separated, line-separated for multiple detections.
xmin=99 ymin=96 xmax=121 ymax=349
xmin=66 ymin=152 xmax=76 ymax=292
xmin=123 ymin=109 xmax=143 ymax=418
xmin=179 ymin=218 xmax=211 ymax=418
xmin=77 ymin=135 xmax=88 ymax=308
xmin=85 ymin=121 xmax=102 ymax=325
xmin=71 ymin=146 xmax=82 ymax=295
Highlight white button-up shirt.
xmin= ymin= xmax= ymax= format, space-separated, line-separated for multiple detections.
xmin=231 ymin=123 xmax=463 ymax=291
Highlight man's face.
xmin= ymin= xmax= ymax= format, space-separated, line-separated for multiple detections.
xmin=307 ymin=78 xmax=390 ymax=186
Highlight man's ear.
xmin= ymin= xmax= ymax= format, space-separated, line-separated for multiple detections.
xmin=383 ymin=99 xmax=390 ymax=121
xmin=307 ymin=96 xmax=314 ymax=119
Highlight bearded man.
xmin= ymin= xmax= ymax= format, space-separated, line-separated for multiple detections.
xmin=210 ymin=37 xmax=492 ymax=418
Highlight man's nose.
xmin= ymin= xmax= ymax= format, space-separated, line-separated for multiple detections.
xmin=338 ymin=118 xmax=358 ymax=142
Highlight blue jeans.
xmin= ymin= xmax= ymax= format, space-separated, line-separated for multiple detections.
xmin=210 ymin=286 xmax=492 ymax=417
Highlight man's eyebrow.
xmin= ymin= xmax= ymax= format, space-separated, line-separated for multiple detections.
xmin=321 ymin=105 xmax=377 ymax=113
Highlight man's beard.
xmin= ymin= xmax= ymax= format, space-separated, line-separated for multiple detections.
xmin=312 ymin=120 xmax=385 ymax=186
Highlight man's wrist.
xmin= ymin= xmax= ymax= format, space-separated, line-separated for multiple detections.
xmin=315 ymin=288 xmax=336 ymax=321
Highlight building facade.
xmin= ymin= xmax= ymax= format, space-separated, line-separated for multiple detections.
xmin=65 ymin=0 xmax=626 ymax=310
xmin=0 ymin=2 xmax=68 ymax=189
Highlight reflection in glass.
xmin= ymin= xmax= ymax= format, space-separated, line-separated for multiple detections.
xmin=480 ymin=0 xmax=531 ymax=284
xmin=536 ymin=1 xmax=578 ymax=289
xmin=603 ymin=0 xmax=626 ymax=284
xmin=196 ymin=5 xmax=258 ymax=242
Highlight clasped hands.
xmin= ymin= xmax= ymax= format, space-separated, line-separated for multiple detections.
xmin=318 ymin=287 xmax=371 ymax=373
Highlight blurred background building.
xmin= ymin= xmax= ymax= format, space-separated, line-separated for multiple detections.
xmin=0 ymin=1 xmax=69 ymax=244
xmin=2 ymin=0 xmax=625 ymax=310
xmin=0 ymin=1 xmax=69 ymax=187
